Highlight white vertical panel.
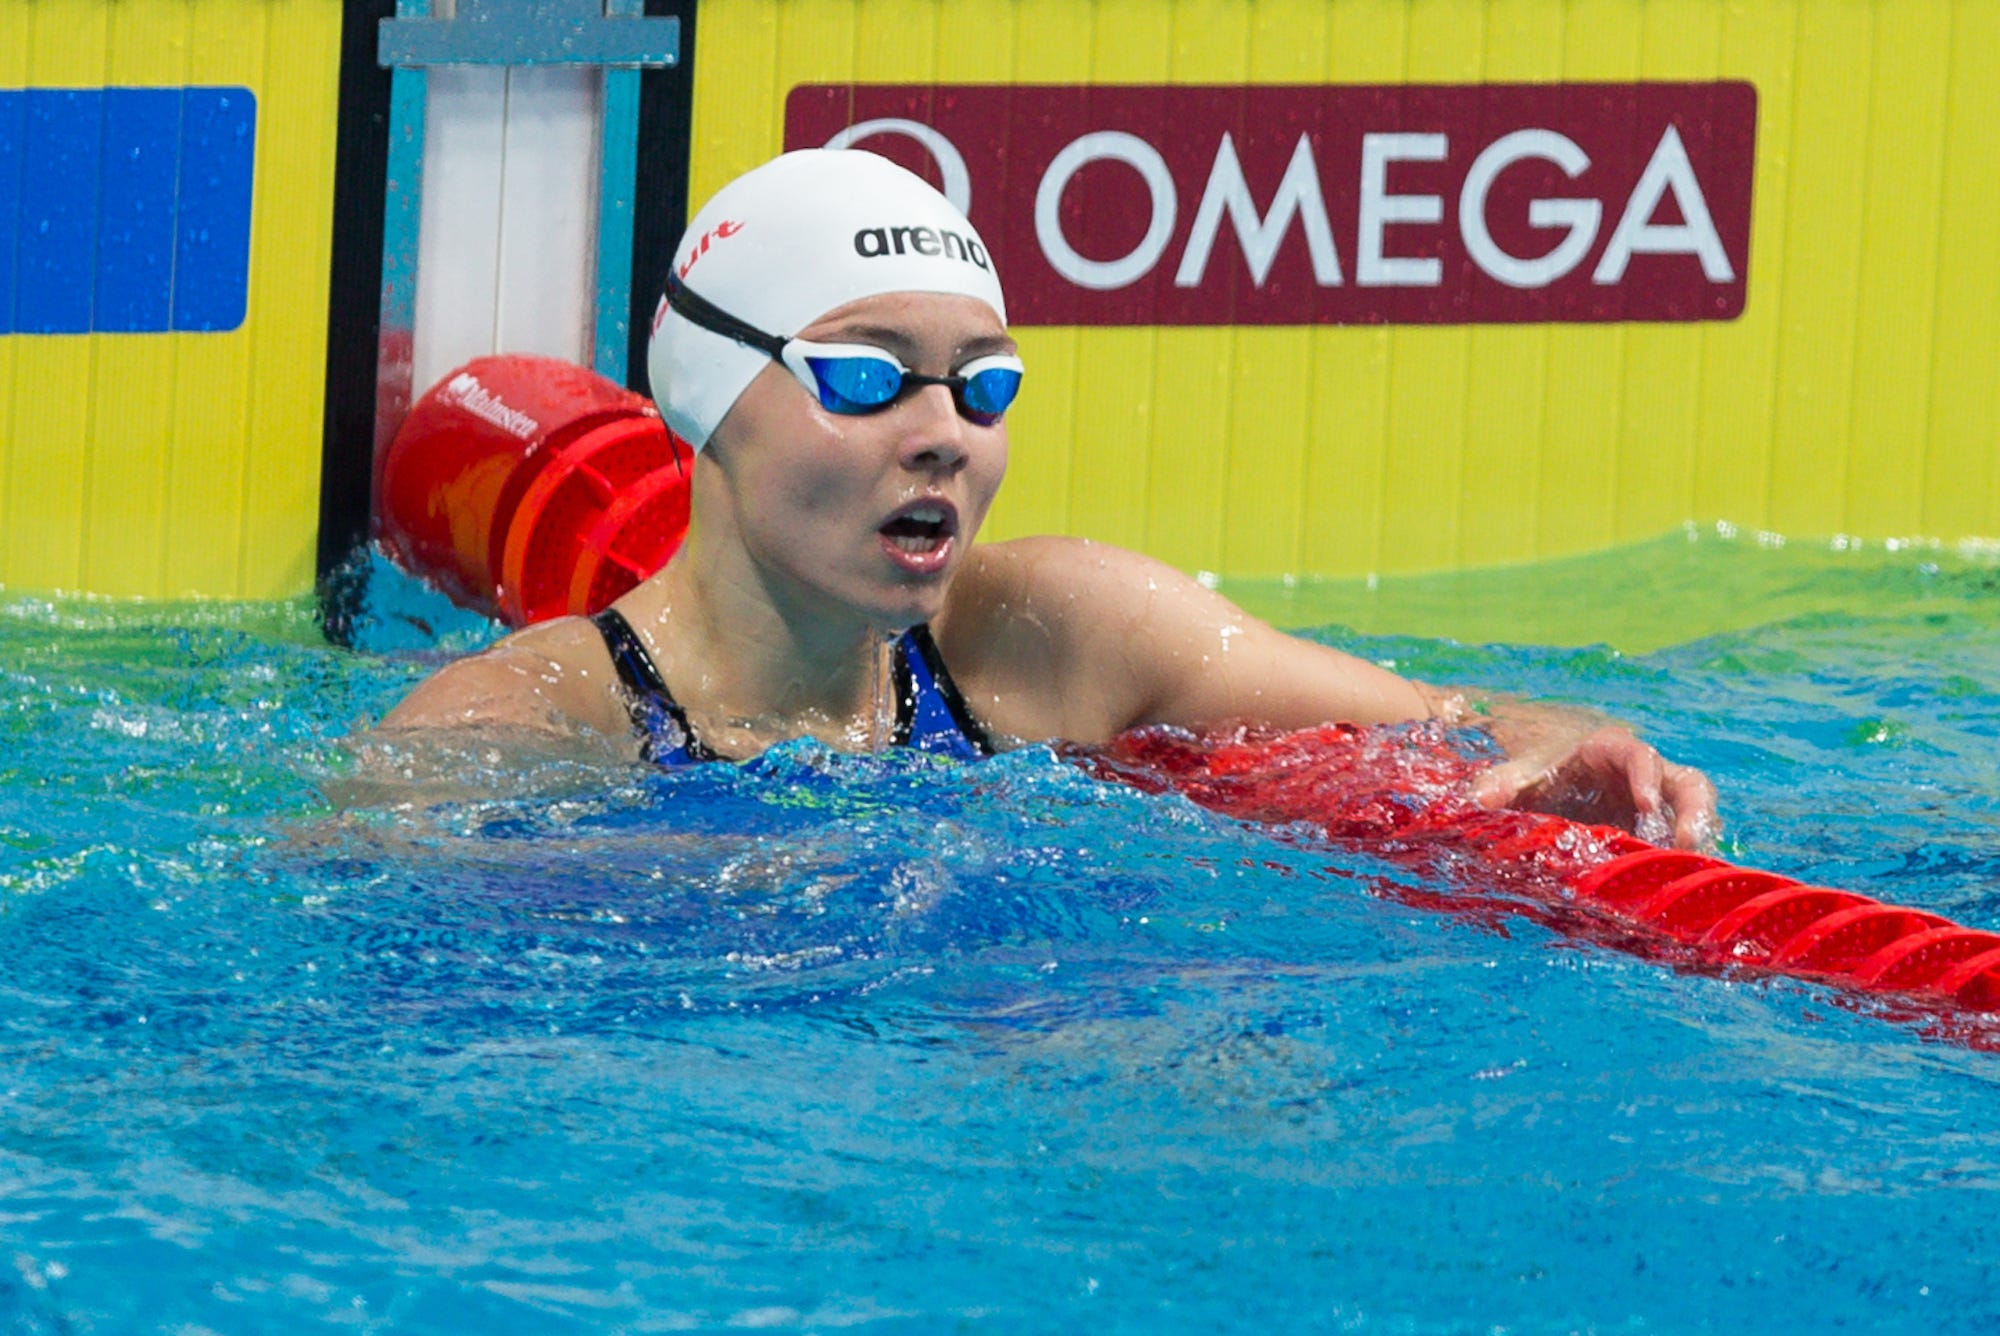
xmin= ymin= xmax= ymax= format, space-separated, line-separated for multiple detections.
xmin=494 ymin=65 xmax=602 ymax=367
xmin=411 ymin=64 xmax=602 ymax=400
xmin=412 ymin=64 xmax=505 ymax=398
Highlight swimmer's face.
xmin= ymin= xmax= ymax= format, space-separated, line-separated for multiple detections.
xmin=702 ymin=290 xmax=1013 ymax=630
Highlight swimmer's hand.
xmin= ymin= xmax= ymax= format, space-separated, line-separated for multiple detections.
xmin=1468 ymin=722 xmax=1719 ymax=852
xmin=1438 ymin=688 xmax=1717 ymax=849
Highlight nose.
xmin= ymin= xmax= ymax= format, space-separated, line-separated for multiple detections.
xmin=896 ymin=382 xmax=968 ymax=474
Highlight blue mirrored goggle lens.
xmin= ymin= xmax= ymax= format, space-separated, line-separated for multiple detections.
xmin=797 ymin=349 xmax=1024 ymax=423
xmin=958 ymin=365 xmax=1022 ymax=421
xmin=804 ymin=354 xmax=904 ymax=413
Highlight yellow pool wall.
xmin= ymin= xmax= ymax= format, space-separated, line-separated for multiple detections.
xmin=2 ymin=0 xmax=1995 ymax=600
xmin=0 ymin=0 xmax=340 ymax=601
xmin=692 ymin=0 xmax=2000 ymax=581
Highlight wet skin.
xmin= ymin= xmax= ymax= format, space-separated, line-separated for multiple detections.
xmin=374 ymin=292 xmax=1719 ymax=848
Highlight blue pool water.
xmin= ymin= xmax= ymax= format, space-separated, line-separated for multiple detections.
xmin=3 ymin=530 xmax=1999 ymax=1332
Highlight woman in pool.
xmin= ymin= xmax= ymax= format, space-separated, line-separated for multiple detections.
xmin=380 ymin=149 xmax=1716 ymax=849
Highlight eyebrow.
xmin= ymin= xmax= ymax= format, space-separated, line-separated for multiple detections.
xmin=813 ymin=322 xmax=1018 ymax=363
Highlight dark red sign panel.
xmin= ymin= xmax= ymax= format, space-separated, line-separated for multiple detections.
xmin=784 ymin=82 xmax=1756 ymax=326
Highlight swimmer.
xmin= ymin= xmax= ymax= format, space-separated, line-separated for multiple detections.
xmin=376 ymin=149 xmax=1717 ymax=849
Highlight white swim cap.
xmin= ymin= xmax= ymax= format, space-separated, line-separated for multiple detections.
xmin=647 ymin=149 xmax=1007 ymax=450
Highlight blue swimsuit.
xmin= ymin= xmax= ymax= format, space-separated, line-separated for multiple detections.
xmin=591 ymin=608 xmax=995 ymax=766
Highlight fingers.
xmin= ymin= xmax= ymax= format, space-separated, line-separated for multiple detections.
xmin=1609 ymin=731 xmax=1719 ymax=850
xmin=1473 ymin=727 xmax=1653 ymax=820
xmin=1607 ymin=728 xmax=1665 ymax=816
xmin=1594 ymin=730 xmax=1672 ymax=843
xmin=1465 ymin=725 xmax=1718 ymax=852
xmin=1600 ymin=730 xmax=1719 ymax=851
xmin=1664 ymin=763 xmax=1721 ymax=852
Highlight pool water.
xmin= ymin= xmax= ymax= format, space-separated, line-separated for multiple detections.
xmin=3 ymin=527 xmax=2000 ymax=1333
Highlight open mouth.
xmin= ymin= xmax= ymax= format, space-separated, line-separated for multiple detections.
xmin=879 ymin=502 xmax=957 ymax=556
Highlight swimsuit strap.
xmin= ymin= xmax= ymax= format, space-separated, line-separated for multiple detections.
xmin=589 ymin=609 xmax=993 ymax=766
xmin=590 ymin=607 xmax=717 ymax=765
xmin=894 ymin=624 xmax=996 ymax=759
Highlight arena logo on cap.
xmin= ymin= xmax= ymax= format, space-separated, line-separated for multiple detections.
xmin=785 ymin=83 xmax=1757 ymax=326
xmin=852 ymin=224 xmax=992 ymax=269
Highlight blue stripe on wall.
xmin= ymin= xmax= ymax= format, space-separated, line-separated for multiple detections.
xmin=0 ymin=87 xmax=256 ymax=336
xmin=173 ymin=87 xmax=255 ymax=332
xmin=0 ymin=93 xmax=21 ymax=331
xmin=17 ymin=90 xmax=101 ymax=333
xmin=96 ymin=88 xmax=182 ymax=333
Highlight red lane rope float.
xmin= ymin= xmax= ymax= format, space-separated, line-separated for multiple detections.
xmin=1073 ymin=721 xmax=2000 ymax=1036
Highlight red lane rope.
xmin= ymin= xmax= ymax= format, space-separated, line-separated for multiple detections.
xmin=1074 ymin=721 xmax=2000 ymax=1035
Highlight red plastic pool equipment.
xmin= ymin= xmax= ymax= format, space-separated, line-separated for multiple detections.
xmin=1093 ymin=723 xmax=2000 ymax=1039
xmin=378 ymin=355 xmax=694 ymax=626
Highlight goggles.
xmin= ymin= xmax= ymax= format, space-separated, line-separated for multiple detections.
xmin=665 ymin=279 xmax=1023 ymax=426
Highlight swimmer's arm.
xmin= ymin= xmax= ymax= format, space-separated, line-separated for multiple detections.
xmin=373 ymin=617 xmax=633 ymax=742
xmin=1055 ymin=547 xmax=1716 ymax=846
xmin=964 ymin=538 xmax=1716 ymax=849
xmin=1161 ymin=609 xmax=1718 ymax=849
xmin=1207 ymin=643 xmax=1719 ymax=850
xmin=956 ymin=538 xmax=1430 ymax=737
xmin=334 ymin=620 xmax=640 ymax=809
xmin=336 ymin=696 xmax=627 ymax=811
xmin=1055 ymin=539 xmax=1428 ymax=728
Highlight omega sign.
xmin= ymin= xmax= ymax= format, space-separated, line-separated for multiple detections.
xmin=784 ymin=83 xmax=1756 ymax=325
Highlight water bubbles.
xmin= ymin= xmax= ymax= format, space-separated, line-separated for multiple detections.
xmin=91 ymin=708 xmax=151 ymax=739
xmin=11 ymin=1252 xmax=61 ymax=1291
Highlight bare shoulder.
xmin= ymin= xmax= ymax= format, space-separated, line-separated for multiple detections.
xmin=375 ymin=614 xmax=631 ymax=741
xmin=951 ymin=535 xmax=1199 ymax=627
xmin=940 ymin=535 xmax=1429 ymax=741
xmin=937 ymin=537 xmax=1231 ymax=741
xmin=944 ymin=537 xmax=1154 ymax=669
xmin=960 ymin=533 xmax=1182 ymax=584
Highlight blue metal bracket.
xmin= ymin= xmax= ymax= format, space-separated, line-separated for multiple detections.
xmin=379 ymin=0 xmax=679 ymax=69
